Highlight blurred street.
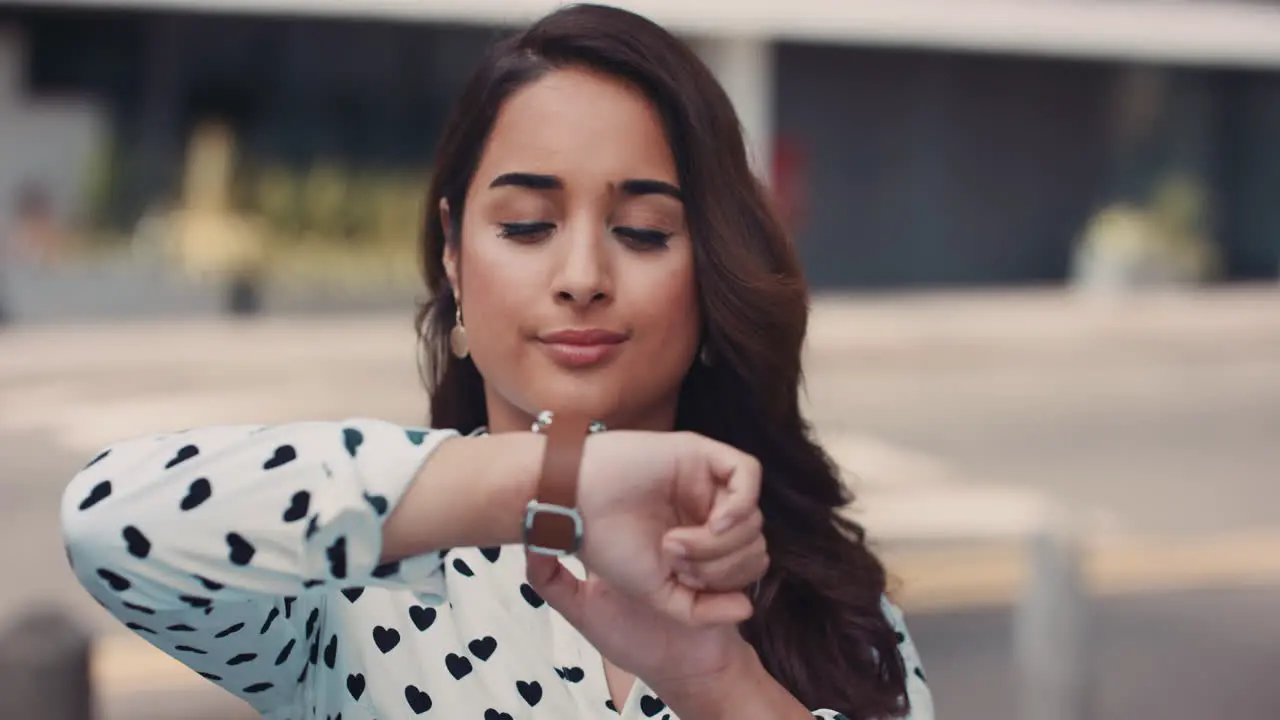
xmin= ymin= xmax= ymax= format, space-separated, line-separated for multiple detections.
xmin=3 ymin=288 xmax=1279 ymax=719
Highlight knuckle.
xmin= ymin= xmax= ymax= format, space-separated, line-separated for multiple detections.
xmin=675 ymin=430 xmax=704 ymax=447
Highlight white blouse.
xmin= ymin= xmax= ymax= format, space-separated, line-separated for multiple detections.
xmin=60 ymin=418 xmax=935 ymax=720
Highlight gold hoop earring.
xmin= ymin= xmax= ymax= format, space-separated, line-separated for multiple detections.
xmin=450 ymin=305 xmax=470 ymax=359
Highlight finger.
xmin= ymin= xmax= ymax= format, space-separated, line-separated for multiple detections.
xmin=699 ymin=443 xmax=762 ymax=534
xmin=677 ymin=536 xmax=769 ymax=592
xmin=687 ymin=590 xmax=754 ymax=626
xmin=525 ymin=551 xmax=586 ymax=626
xmin=663 ymin=509 xmax=762 ymax=562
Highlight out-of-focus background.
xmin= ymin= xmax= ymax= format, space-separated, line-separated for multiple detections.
xmin=1 ymin=1 xmax=1278 ymax=719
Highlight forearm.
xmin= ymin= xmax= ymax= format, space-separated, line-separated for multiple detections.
xmin=62 ymin=420 xmax=460 ymax=606
xmin=655 ymin=639 xmax=813 ymax=720
xmin=380 ymin=432 xmax=543 ymax=562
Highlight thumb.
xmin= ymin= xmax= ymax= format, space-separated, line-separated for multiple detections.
xmin=525 ymin=551 xmax=587 ymax=626
xmin=688 ymin=590 xmax=755 ymax=627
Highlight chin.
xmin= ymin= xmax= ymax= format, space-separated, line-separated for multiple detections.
xmin=519 ymin=372 xmax=611 ymax=414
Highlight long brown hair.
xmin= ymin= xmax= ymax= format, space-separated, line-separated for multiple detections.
xmin=415 ymin=4 xmax=909 ymax=717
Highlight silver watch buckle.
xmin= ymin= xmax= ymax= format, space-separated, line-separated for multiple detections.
xmin=523 ymin=500 xmax=584 ymax=557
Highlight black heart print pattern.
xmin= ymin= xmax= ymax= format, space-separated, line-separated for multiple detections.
xmin=468 ymin=636 xmax=497 ymax=661
xmin=164 ymin=444 xmax=199 ymax=469
xmin=263 ymin=445 xmax=296 ymax=470
xmin=346 ymin=673 xmax=365 ymax=700
xmin=372 ymin=626 xmax=400 ymax=654
xmin=363 ymin=492 xmax=388 ymax=516
xmin=520 ymin=583 xmax=545 ymax=608
xmin=445 ymin=653 xmax=473 ymax=679
xmin=409 ymin=605 xmax=435 ymax=631
xmin=282 ymin=491 xmax=310 ymax=522
xmin=122 ymin=526 xmax=151 ymax=558
xmin=517 ymin=680 xmax=542 ymax=707
xmin=84 ymin=449 xmax=110 ymax=469
xmin=180 ymin=478 xmax=212 ymax=510
xmin=404 ymin=685 xmax=432 ymax=714
xmin=78 ymin=480 xmax=112 ymax=510
xmin=61 ymin=422 xmax=932 ymax=719
xmin=342 ymin=428 xmax=364 ymax=457
xmin=640 ymin=695 xmax=666 ymax=717
xmin=226 ymin=533 xmax=255 ymax=566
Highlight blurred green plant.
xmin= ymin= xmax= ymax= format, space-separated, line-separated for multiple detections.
xmin=82 ymin=119 xmax=428 ymax=289
xmin=1072 ymin=171 xmax=1220 ymax=289
xmin=81 ymin=136 xmax=117 ymax=236
xmin=244 ymin=162 xmax=425 ymax=251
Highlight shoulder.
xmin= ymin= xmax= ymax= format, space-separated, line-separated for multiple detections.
xmin=880 ymin=596 xmax=935 ymax=720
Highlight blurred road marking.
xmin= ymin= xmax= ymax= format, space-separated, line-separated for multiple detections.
xmin=886 ymin=527 xmax=1280 ymax=613
xmin=853 ymin=484 xmax=1121 ymax=542
xmin=821 ymin=432 xmax=961 ymax=490
xmin=93 ymin=528 xmax=1280 ymax=697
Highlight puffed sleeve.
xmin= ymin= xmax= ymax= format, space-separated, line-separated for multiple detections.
xmin=809 ymin=597 xmax=935 ymax=720
xmin=60 ymin=418 xmax=457 ymax=712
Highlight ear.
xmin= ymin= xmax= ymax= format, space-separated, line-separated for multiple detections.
xmin=440 ymin=198 xmax=461 ymax=297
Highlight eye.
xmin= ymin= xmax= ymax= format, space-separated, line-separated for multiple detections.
xmin=614 ymin=226 xmax=672 ymax=249
xmin=498 ymin=222 xmax=555 ymax=242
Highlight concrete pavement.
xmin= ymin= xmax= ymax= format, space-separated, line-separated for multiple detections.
xmin=4 ymin=287 xmax=1280 ymax=719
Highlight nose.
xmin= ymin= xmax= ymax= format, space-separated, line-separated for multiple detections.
xmin=550 ymin=220 xmax=613 ymax=308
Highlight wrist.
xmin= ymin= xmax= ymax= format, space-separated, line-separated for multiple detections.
xmin=381 ymin=432 xmax=544 ymax=561
xmin=647 ymin=635 xmax=762 ymax=720
xmin=651 ymin=635 xmax=812 ymax=720
xmin=494 ymin=432 xmax=547 ymax=545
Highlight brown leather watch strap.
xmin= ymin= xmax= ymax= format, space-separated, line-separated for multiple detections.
xmin=526 ymin=411 xmax=591 ymax=554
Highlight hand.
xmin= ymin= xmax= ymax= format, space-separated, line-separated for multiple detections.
xmin=575 ymin=430 xmax=768 ymax=624
xmin=527 ymin=552 xmax=756 ymax=688
xmin=527 ymin=554 xmax=815 ymax=720
xmin=525 ymin=430 xmax=769 ymax=684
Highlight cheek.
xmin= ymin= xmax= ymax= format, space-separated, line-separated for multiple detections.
xmin=630 ymin=258 xmax=700 ymax=361
xmin=457 ymin=238 xmax=533 ymax=358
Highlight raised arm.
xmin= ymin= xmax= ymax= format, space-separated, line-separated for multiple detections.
xmin=60 ymin=418 xmax=541 ymax=712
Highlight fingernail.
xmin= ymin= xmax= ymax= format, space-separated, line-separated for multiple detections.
xmin=665 ymin=539 xmax=689 ymax=558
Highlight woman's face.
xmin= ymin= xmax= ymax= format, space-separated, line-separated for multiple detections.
xmin=443 ymin=66 xmax=701 ymax=432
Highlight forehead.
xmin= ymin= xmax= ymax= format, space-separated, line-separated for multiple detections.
xmin=476 ymin=66 xmax=678 ymax=185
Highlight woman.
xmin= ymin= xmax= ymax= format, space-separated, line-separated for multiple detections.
xmin=61 ymin=4 xmax=933 ymax=719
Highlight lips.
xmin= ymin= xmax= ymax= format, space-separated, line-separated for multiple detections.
xmin=538 ymin=328 xmax=628 ymax=346
xmin=537 ymin=328 xmax=628 ymax=368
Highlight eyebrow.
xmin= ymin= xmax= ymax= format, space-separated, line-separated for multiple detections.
xmin=620 ymin=178 xmax=682 ymax=201
xmin=488 ymin=172 xmax=682 ymax=201
xmin=489 ymin=172 xmax=562 ymax=191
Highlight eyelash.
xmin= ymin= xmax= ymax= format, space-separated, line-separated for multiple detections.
xmin=497 ymin=223 xmax=673 ymax=249
xmin=497 ymin=222 xmax=554 ymax=240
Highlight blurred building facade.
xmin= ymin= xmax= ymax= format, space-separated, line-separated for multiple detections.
xmin=1 ymin=0 xmax=1278 ymax=290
